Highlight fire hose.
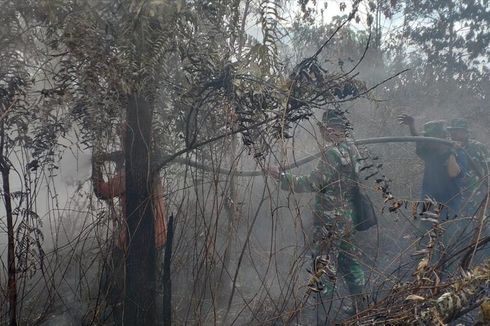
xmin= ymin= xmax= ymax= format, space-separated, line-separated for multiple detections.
xmin=172 ymin=136 xmax=484 ymax=179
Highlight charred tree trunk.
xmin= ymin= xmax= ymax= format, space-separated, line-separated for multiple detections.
xmin=124 ymin=94 xmax=156 ymax=325
xmin=0 ymin=121 xmax=17 ymax=326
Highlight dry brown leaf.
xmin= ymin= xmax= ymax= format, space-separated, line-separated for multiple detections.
xmin=405 ymin=294 xmax=425 ymax=301
xmin=417 ymin=257 xmax=429 ymax=272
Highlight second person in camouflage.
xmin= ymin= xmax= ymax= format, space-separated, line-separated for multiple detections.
xmin=266 ymin=109 xmax=366 ymax=315
xmin=447 ymin=118 xmax=489 ymax=215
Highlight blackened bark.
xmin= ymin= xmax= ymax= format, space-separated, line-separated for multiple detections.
xmin=0 ymin=122 xmax=17 ymax=326
xmin=124 ymin=94 xmax=156 ymax=325
xmin=2 ymin=169 xmax=17 ymax=326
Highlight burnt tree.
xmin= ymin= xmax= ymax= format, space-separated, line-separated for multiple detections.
xmin=124 ymin=94 xmax=156 ymax=324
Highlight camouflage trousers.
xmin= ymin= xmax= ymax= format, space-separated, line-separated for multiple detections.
xmin=310 ymin=208 xmax=365 ymax=296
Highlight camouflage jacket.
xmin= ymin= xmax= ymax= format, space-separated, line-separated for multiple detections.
xmin=464 ymin=139 xmax=488 ymax=191
xmin=280 ymin=141 xmax=360 ymax=220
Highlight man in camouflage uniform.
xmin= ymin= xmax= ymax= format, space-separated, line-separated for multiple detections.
xmin=267 ymin=110 xmax=365 ymax=315
xmin=447 ymin=118 xmax=489 ymax=216
xmin=398 ymin=115 xmax=467 ymax=216
xmin=398 ymin=115 xmax=480 ymax=274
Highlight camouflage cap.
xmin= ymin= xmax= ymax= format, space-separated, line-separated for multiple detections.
xmin=321 ymin=110 xmax=346 ymax=127
xmin=423 ymin=120 xmax=447 ymax=138
xmin=447 ymin=118 xmax=469 ymax=131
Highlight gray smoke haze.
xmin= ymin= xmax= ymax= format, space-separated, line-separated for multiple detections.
xmin=1 ymin=1 xmax=489 ymax=325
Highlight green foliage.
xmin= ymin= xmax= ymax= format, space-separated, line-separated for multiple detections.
xmin=401 ymin=0 xmax=489 ymax=73
xmin=366 ymin=0 xmax=489 ymax=89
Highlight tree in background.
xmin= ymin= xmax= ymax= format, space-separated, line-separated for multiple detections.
xmin=382 ymin=0 xmax=489 ymax=121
